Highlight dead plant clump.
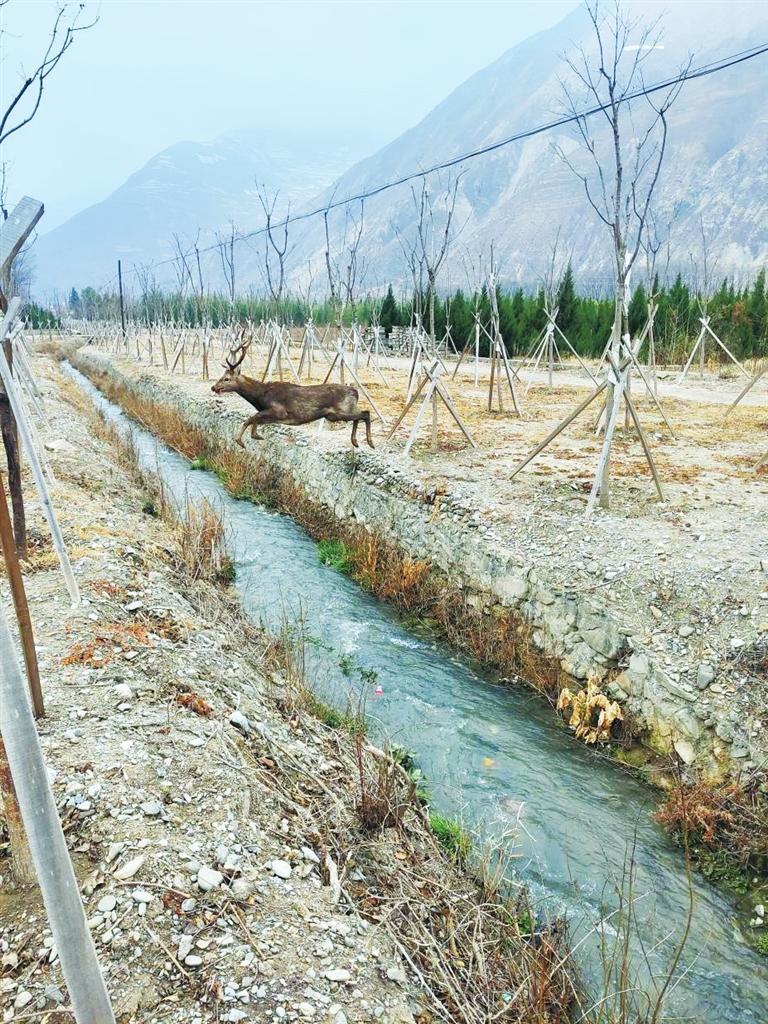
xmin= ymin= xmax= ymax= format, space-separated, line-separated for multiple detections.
xmin=655 ymin=778 xmax=768 ymax=869
xmin=174 ymin=498 xmax=231 ymax=584
xmin=60 ymin=621 xmax=154 ymax=668
xmin=557 ymin=679 xmax=623 ymax=744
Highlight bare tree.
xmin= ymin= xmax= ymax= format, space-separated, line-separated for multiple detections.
xmin=394 ymin=173 xmax=463 ymax=346
xmin=0 ymin=1 xmax=97 ymax=151
xmin=556 ymin=0 xmax=690 ymax=350
xmin=215 ymin=221 xmax=237 ymax=305
xmin=394 ymin=216 xmax=426 ymax=330
xmin=170 ymin=233 xmax=194 ymax=296
xmin=412 ymin=173 xmax=463 ymax=347
xmin=256 ymin=183 xmax=291 ymax=306
xmin=324 ymin=197 xmax=368 ymax=322
xmin=551 ymin=0 xmax=689 ymax=510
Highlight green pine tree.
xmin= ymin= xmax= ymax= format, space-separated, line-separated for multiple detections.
xmin=379 ymin=285 xmax=399 ymax=336
xmin=555 ymin=262 xmax=577 ymax=334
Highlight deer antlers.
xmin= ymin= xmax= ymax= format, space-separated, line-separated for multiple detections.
xmin=225 ymin=326 xmax=251 ymax=372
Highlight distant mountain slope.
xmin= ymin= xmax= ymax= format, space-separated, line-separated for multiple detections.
xmin=32 ymin=2 xmax=768 ymax=299
xmin=31 ymin=129 xmax=364 ymax=297
xmin=288 ymin=0 xmax=768 ymax=292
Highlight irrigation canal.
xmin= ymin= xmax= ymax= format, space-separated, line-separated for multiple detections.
xmin=65 ymin=362 xmax=767 ymax=1022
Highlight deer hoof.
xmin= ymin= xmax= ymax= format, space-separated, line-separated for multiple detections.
xmin=367 ymin=439 xmax=375 ymax=449
xmin=236 ymin=438 xmax=246 ymax=449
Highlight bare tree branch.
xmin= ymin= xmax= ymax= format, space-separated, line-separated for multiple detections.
xmin=0 ymin=2 xmax=98 ymax=147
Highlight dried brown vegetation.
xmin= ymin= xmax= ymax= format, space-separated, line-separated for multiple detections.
xmin=655 ymin=777 xmax=768 ymax=872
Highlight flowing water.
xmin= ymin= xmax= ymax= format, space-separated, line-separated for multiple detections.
xmin=66 ymin=364 xmax=767 ymax=1022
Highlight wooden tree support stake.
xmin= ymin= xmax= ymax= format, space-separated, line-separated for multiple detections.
xmin=388 ymin=362 xmax=476 ymax=455
xmin=724 ymin=365 xmax=766 ymax=420
xmin=0 ymin=471 xmax=43 ymax=717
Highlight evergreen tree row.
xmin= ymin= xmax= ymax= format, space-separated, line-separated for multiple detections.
xmin=62 ymin=266 xmax=768 ymax=362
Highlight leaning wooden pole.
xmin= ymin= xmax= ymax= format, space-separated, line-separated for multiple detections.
xmin=0 ymin=738 xmax=35 ymax=884
xmin=0 ymin=471 xmax=43 ymax=717
xmin=0 ymin=601 xmax=116 ymax=1022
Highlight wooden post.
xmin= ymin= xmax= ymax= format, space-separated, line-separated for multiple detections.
xmin=117 ymin=259 xmax=126 ymax=341
xmin=0 ymin=471 xmax=43 ymax=717
xmin=0 ymin=738 xmax=35 ymax=884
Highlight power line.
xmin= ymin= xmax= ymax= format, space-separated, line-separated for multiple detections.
xmin=99 ymin=40 xmax=768 ymax=292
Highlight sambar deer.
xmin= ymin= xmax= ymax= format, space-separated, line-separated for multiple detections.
xmin=211 ymin=342 xmax=374 ymax=449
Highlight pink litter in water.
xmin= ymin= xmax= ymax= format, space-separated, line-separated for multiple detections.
xmin=374 ymin=685 xmax=384 ymax=695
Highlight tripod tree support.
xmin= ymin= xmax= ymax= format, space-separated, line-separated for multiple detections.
xmin=0 ymin=600 xmax=117 ymax=1022
xmin=678 ymin=316 xmax=751 ymax=383
xmin=510 ymin=352 xmax=663 ymax=515
xmin=387 ymin=361 xmax=476 ymax=456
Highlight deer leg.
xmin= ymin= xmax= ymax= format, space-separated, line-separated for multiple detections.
xmin=235 ymin=412 xmax=275 ymax=448
xmin=362 ymin=410 xmax=374 ymax=449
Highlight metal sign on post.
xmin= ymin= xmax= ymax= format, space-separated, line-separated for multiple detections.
xmin=0 ymin=196 xmax=44 ymax=281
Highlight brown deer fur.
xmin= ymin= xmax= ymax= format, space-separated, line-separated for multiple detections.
xmin=211 ymin=343 xmax=374 ymax=449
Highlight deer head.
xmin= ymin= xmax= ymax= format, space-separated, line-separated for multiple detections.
xmin=212 ymin=336 xmax=249 ymax=394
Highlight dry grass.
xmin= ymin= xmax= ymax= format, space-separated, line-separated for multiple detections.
xmin=655 ymin=777 xmax=768 ymax=870
xmin=173 ymin=497 xmax=230 ymax=583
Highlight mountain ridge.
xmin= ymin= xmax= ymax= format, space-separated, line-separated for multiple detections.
xmin=30 ymin=1 xmax=768 ymax=298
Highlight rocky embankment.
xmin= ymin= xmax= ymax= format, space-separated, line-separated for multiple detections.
xmin=73 ymin=348 xmax=768 ymax=780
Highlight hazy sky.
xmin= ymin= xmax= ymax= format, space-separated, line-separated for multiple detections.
xmin=1 ymin=0 xmax=575 ymax=229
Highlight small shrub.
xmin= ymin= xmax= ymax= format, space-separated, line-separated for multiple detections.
xmin=142 ymin=499 xmax=158 ymax=517
xmin=217 ymin=558 xmax=237 ymax=584
xmin=755 ymin=931 xmax=768 ymax=957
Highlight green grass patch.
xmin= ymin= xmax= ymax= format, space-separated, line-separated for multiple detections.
xmin=190 ymin=456 xmax=215 ymax=472
xmin=304 ymin=693 xmax=366 ymax=736
xmin=430 ymin=812 xmax=471 ymax=861
xmin=217 ymin=558 xmax=237 ymax=584
xmin=754 ymin=931 xmax=768 ymax=957
xmin=317 ymin=538 xmax=356 ymax=574
xmin=142 ymin=499 xmax=158 ymax=517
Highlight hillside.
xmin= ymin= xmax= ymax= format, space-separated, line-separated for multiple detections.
xmin=31 ymin=129 xmax=363 ymax=298
xmin=30 ymin=1 xmax=768 ymax=298
xmin=289 ymin=0 xmax=768 ymax=291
